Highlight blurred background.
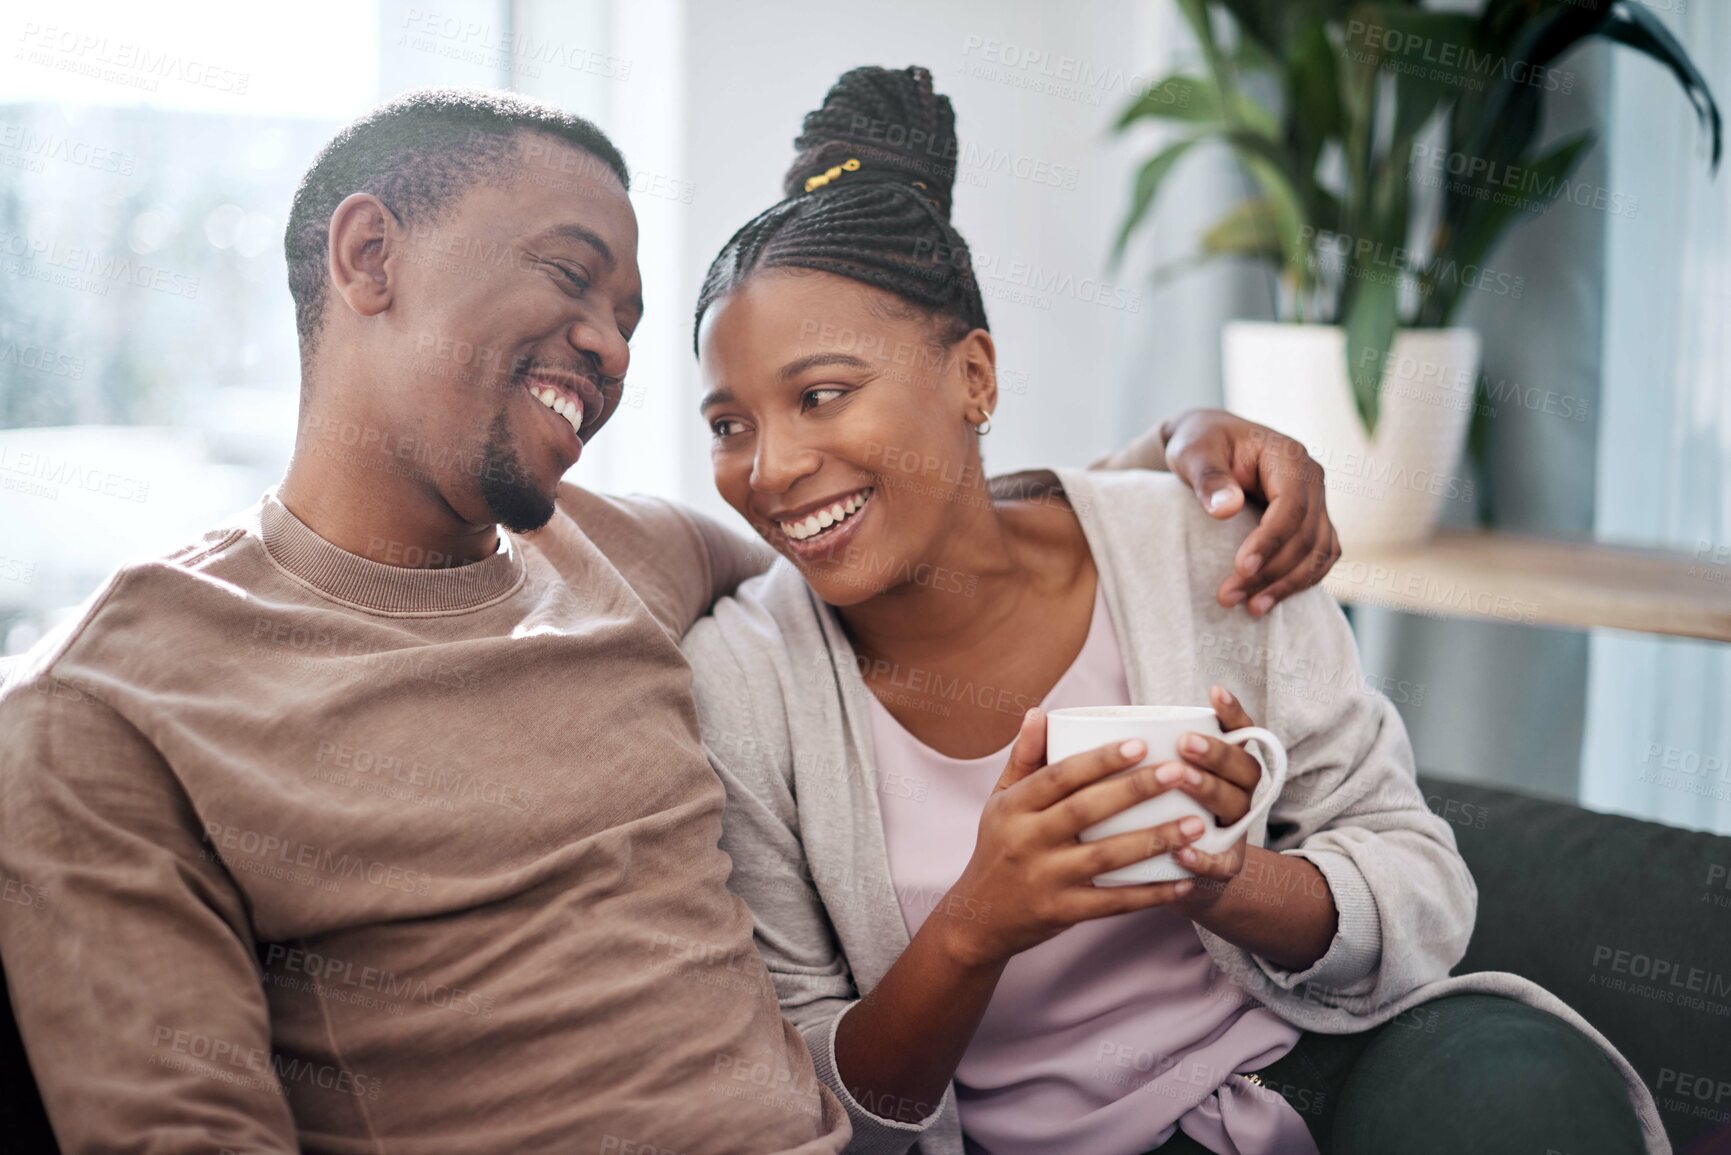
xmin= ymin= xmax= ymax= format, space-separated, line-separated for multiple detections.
xmin=1 ymin=0 xmax=1727 ymax=833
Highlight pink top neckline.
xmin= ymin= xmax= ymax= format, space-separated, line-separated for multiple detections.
xmin=867 ymin=586 xmax=1315 ymax=1155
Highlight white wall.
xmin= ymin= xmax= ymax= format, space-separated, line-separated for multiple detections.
xmin=547 ymin=0 xmax=1184 ymax=519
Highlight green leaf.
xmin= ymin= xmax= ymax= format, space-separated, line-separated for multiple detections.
xmin=1110 ymin=138 xmax=1202 ymax=266
xmin=1601 ymin=2 xmax=1721 ymax=170
xmin=1423 ymin=131 xmax=1591 ymax=324
xmin=1116 ymin=74 xmax=1223 ymax=128
xmin=1343 ymin=276 xmax=1398 ymax=432
xmin=1200 ymin=198 xmax=1284 ymax=257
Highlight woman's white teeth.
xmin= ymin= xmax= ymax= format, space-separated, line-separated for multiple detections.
xmin=779 ymin=489 xmax=872 ymax=541
xmin=533 ymin=386 xmax=584 ymax=437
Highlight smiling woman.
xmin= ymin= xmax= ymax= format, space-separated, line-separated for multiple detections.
xmin=680 ymin=64 xmax=1660 ymax=1155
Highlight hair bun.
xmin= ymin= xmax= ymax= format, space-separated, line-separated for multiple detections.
xmin=783 ymin=65 xmax=959 ymax=218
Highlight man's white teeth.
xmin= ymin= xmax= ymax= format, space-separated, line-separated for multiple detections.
xmin=532 ymin=386 xmax=583 ymax=437
xmin=778 ymin=489 xmax=872 ymax=542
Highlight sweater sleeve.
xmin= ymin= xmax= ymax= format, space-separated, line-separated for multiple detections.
xmin=1194 ymin=581 xmax=1477 ymax=1008
xmin=0 ymin=673 xmax=300 ymax=1154
xmin=684 ymin=612 xmax=941 ymax=1155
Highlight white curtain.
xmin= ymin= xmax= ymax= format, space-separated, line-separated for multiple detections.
xmin=1581 ymin=3 xmax=1731 ymax=834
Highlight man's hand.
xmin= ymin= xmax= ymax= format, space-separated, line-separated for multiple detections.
xmin=1099 ymin=409 xmax=1340 ymax=616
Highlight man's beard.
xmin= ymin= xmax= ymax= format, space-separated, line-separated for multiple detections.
xmin=476 ymin=409 xmax=556 ymax=533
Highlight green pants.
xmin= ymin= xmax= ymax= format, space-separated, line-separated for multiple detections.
xmin=1148 ymin=994 xmax=1647 ymax=1155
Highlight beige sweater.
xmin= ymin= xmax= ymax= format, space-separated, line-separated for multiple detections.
xmin=681 ymin=467 xmax=1668 ymax=1155
xmin=0 ymin=487 xmax=847 ymax=1155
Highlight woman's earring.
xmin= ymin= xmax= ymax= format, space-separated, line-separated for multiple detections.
xmin=974 ymin=413 xmax=993 ymax=436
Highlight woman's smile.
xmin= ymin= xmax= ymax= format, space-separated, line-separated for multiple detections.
xmin=766 ymin=485 xmax=877 ymax=561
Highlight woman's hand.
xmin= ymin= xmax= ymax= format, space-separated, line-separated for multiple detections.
xmin=939 ymin=708 xmax=1202 ymax=970
xmin=1162 ymin=685 xmax=1265 ymax=911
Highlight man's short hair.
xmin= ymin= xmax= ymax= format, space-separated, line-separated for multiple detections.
xmin=283 ymin=87 xmax=629 ymax=360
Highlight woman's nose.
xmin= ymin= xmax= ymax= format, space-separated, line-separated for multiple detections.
xmin=750 ymin=426 xmax=822 ymax=494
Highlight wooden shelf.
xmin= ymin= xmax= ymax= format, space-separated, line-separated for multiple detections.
xmin=1324 ymin=529 xmax=1731 ymax=643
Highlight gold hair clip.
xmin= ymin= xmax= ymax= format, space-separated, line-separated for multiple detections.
xmin=804 ymin=157 xmax=862 ymax=192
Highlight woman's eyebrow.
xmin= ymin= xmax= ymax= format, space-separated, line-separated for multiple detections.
xmin=778 ymin=352 xmax=872 ymax=381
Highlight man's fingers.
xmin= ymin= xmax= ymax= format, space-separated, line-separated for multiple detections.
xmin=1237 ymin=523 xmax=1319 ymax=616
xmin=993 ymin=708 xmax=1048 ymax=794
xmin=1012 ymin=737 xmax=1146 ymax=811
xmin=1245 ymin=551 xmax=1336 ymax=617
xmin=1168 ymin=430 xmax=1246 ymax=519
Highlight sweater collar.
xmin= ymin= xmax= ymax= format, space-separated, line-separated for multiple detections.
xmin=259 ymin=491 xmax=526 ymax=615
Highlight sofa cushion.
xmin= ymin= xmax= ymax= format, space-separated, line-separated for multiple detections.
xmin=1418 ymin=773 xmax=1731 ymax=1152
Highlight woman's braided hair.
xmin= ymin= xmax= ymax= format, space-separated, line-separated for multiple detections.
xmin=693 ymin=65 xmax=988 ymax=353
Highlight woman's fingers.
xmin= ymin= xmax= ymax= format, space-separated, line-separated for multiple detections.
xmin=1058 ymin=815 xmax=1204 ymax=877
xmin=1009 ymin=737 xmax=1147 ymax=812
xmin=1060 ymin=877 xmax=1195 ymax=922
xmin=1175 ymin=732 xmax=1261 ymax=795
xmin=1160 ymin=758 xmax=1251 ymax=823
xmin=1174 ymin=842 xmax=1238 ymax=879
xmin=992 ymin=708 xmax=1048 ymax=794
xmin=1209 ymin=684 xmax=1255 ymax=731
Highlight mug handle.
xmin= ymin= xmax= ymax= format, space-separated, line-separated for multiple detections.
xmin=1195 ymin=726 xmax=1288 ymax=853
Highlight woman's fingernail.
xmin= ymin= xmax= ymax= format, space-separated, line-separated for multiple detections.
xmin=1156 ymin=763 xmax=1184 ymax=784
xmin=1182 ymin=734 xmax=1208 ymax=755
xmin=1184 ymin=768 xmax=1204 ymax=785
xmin=1208 ymin=488 xmax=1239 ymax=512
xmin=1250 ymin=594 xmax=1273 ymax=615
xmin=1177 ymin=848 xmax=1197 ymax=863
xmin=1120 ymin=740 xmax=1146 ymax=760
xmin=1240 ymin=552 xmax=1262 ymax=576
xmin=1175 ymin=880 xmax=1194 ymax=895
xmin=1217 ymin=687 xmax=1236 ymax=706
xmin=1180 ymin=817 xmax=1205 ymax=837
xmin=1221 ymin=588 xmax=1247 ymax=607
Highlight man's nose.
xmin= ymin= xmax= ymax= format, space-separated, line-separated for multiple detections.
xmin=567 ymin=316 xmax=630 ymax=382
xmin=750 ymin=425 xmax=822 ymax=494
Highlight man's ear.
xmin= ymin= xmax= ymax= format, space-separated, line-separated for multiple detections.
xmin=326 ymin=193 xmax=399 ymax=322
xmin=956 ymin=328 xmax=998 ymax=422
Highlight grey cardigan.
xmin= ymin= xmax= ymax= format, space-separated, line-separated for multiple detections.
xmin=682 ymin=468 xmax=1666 ymax=1155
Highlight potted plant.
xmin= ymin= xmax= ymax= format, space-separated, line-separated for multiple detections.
xmin=1112 ymin=0 xmax=1720 ymax=546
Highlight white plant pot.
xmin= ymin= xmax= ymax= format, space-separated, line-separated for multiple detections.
xmin=1222 ymin=321 xmax=1481 ymax=548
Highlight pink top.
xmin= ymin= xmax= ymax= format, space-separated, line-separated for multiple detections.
xmin=869 ymin=588 xmax=1316 ymax=1155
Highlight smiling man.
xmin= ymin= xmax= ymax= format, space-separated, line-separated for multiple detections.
xmin=0 ymin=89 xmax=1337 ymax=1154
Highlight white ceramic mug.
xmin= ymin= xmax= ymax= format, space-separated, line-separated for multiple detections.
xmin=1045 ymin=705 xmax=1288 ymax=885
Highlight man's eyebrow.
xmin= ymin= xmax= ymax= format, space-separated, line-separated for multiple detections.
xmin=778 ymin=352 xmax=872 ymax=381
xmin=698 ymin=387 xmax=734 ymax=411
xmin=531 ymin=223 xmax=616 ymax=271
